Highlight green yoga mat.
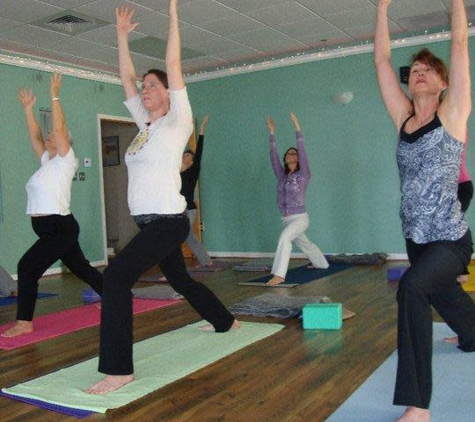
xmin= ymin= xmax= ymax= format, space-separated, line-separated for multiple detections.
xmin=2 ymin=321 xmax=283 ymax=413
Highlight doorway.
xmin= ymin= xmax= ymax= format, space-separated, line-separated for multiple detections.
xmin=97 ymin=115 xmax=138 ymax=261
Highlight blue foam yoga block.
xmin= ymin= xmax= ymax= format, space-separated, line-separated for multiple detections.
xmin=302 ymin=303 xmax=342 ymax=330
xmin=82 ymin=289 xmax=100 ymax=303
xmin=387 ymin=266 xmax=408 ymax=281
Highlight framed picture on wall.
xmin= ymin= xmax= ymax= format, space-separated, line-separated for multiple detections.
xmin=102 ymin=136 xmax=120 ymax=167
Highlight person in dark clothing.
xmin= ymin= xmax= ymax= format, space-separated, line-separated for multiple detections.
xmin=180 ymin=115 xmax=213 ymax=267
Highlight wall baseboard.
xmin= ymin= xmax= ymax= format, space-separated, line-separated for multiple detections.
xmin=10 ymin=260 xmax=106 ymax=280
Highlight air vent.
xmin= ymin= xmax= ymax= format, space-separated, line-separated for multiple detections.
xmin=46 ymin=15 xmax=92 ymax=33
xmin=32 ymin=11 xmax=108 ymax=36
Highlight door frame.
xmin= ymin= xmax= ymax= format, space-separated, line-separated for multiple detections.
xmin=96 ymin=114 xmax=135 ymax=265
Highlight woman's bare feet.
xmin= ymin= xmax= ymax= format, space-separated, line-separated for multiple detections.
xmin=199 ymin=319 xmax=240 ymax=332
xmin=86 ymin=374 xmax=134 ymax=395
xmin=396 ymin=407 xmax=430 ymax=422
xmin=444 ymin=335 xmax=459 ymax=344
xmin=194 ymin=261 xmax=214 ymax=269
xmin=267 ymin=275 xmax=285 ymax=286
xmin=457 ymin=274 xmax=468 ymax=284
xmin=1 ymin=320 xmax=33 ymax=338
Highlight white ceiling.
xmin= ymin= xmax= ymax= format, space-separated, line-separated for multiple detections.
xmin=1 ymin=0 xmax=474 ymax=78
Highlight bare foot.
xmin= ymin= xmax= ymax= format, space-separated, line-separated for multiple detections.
xmin=199 ymin=319 xmax=240 ymax=332
xmin=457 ymin=274 xmax=468 ymax=284
xmin=267 ymin=275 xmax=285 ymax=286
xmin=158 ymin=275 xmax=167 ymax=282
xmin=86 ymin=374 xmax=134 ymax=395
xmin=444 ymin=335 xmax=459 ymax=344
xmin=194 ymin=261 xmax=214 ymax=269
xmin=396 ymin=407 xmax=430 ymax=422
xmin=1 ymin=320 xmax=33 ymax=338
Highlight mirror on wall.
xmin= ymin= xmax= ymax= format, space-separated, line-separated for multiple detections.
xmin=39 ymin=108 xmax=51 ymax=138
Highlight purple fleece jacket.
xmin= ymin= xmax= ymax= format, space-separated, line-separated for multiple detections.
xmin=270 ymin=130 xmax=310 ymax=216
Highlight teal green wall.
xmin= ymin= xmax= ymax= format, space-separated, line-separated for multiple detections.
xmin=0 ymin=64 xmax=129 ymax=273
xmin=1 ymin=38 xmax=474 ymax=273
xmin=187 ymin=39 xmax=475 ymax=255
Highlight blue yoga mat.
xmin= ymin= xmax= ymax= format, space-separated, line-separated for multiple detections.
xmin=326 ymin=323 xmax=475 ymax=422
xmin=0 ymin=391 xmax=93 ymax=418
xmin=237 ymin=263 xmax=353 ymax=287
xmin=0 ymin=292 xmax=56 ymax=306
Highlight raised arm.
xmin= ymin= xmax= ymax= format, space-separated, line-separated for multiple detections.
xmin=268 ymin=116 xmax=284 ymax=177
xmin=50 ymin=73 xmax=70 ymax=157
xmin=116 ymin=5 xmax=140 ymax=100
xmin=290 ymin=113 xmax=310 ymax=177
xmin=374 ymin=0 xmax=412 ymax=129
xmin=166 ymin=0 xmax=184 ymax=91
xmin=439 ymin=0 xmax=471 ymax=138
xmin=18 ymin=87 xmax=45 ymax=159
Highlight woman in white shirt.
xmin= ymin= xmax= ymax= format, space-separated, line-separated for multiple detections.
xmin=1 ymin=73 xmax=103 ymax=338
xmin=86 ymin=1 xmax=238 ymax=395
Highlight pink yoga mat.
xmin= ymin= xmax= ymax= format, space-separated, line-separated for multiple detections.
xmin=0 ymin=298 xmax=180 ymax=350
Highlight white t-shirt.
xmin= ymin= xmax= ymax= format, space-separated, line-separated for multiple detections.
xmin=25 ymin=147 xmax=78 ymax=216
xmin=124 ymin=88 xmax=193 ymax=215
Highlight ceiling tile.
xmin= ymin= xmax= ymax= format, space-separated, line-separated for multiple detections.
xmin=397 ymin=11 xmax=450 ymax=32
xmin=216 ymin=0 xmax=289 ymax=13
xmin=276 ymin=17 xmax=340 ymax=39
xmin=385 ymin=0 xmax=446 ymax=20
xmin=41 ymin=0 xmax=96 ymax=8
xmin=298 ymin=0 xmax=373 ymax=16
xmin=0 ymin=17 xmax=23 ymax=34
xmin=73 ymin=0 xmax=153 ymax=24
xmin=132 ymin=11 xmax=172 ymax=37
xmin=299 ymin=30 xmax=353 ymax=48
xmin=0 ymin=25 xmax=67 ymax=48
xmin=178 ymin=0 xmax=238 ymax=25
xmin=245 ymin=1 xmax=315 ymax=26
xmin=180 ymin=26 xmax=222 ymax=46
xmin=213 ymin=47 xmax=266 ymax=63
xmin=76 ymin=25 xmax=144 ymax=48
xmin=229 ymin=28 xmax=308 ymax=53
xmin=133 ymin=0 xmax=194 ymax=13
xmin=325 ymin=7 xmax=376 ymax=29
xmin=0 ymin=0 xmax=62 ymax=23
xmin=200 ymin=13 xmax=267 ymax=36
xmin=181 ymin=55 xmax=228 ymax=72
xmin=187 ymin=37 xmax=249 ymax=55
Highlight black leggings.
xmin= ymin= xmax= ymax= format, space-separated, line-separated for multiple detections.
xmin=98 ymin=214 xmax=235 ymax=375
xmin=458 ymin=181 xmax=473 ymax=275
xmin=394 ymin=230 xmax=475 ymax=409
xmin=17 ymin=214 xmax=103 ymax=321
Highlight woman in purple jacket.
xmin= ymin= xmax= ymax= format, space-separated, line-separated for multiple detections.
xmin=266 ymin=112 xmax=329 ymax=286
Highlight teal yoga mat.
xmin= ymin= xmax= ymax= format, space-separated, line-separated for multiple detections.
xmin=326 ymin=323 xmax=475 ymax=422
xmin=2 ymin=321 xmax=283 ymax=414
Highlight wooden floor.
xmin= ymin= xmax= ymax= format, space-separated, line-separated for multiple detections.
xmin=0 ymin=259 xmax=471 ymax=422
